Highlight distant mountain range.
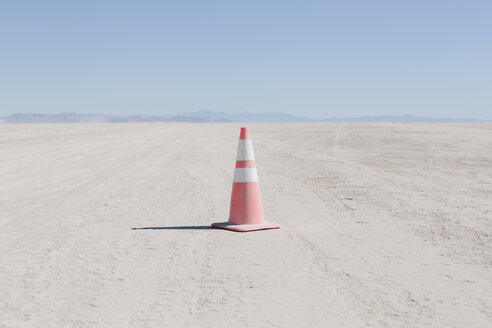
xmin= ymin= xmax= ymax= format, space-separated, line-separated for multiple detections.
xmin=0 ymin=110 xmax=489 ymax=123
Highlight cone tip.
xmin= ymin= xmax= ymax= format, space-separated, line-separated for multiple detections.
xmin=240 ymin=126 xmax=251 ymax=139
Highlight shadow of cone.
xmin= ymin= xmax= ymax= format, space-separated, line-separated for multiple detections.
xmin=212 ymin=127 xmax=281 ymax=232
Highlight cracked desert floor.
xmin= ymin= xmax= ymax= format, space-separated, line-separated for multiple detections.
xmin=1 ymin=123 xmax=491 ymax=327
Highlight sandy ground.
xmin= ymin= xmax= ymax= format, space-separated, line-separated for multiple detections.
xmin=0 ymin=123 xmax=491 ymax=327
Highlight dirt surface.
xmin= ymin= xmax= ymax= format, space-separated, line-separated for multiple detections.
xmin=1 ymin=123 xmax=491 ymax=327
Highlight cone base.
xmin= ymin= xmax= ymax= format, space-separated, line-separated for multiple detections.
xmin=211 ymin=221 xmax=281 ymax=232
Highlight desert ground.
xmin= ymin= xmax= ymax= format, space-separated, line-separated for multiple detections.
xmin=0 ymin=123 xmax=491 ymax=327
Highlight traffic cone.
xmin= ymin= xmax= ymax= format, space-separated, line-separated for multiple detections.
xmin=212 ymin=127 xmax=281 ymax=232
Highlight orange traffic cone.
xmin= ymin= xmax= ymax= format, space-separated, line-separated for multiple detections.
xmin=212 ymin=127 xmax=281 ymax=232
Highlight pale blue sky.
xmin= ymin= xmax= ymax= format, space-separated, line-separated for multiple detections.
xmin=1 ymin=0 xmax=491 ymax=119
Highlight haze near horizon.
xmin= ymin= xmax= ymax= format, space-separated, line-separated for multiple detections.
xmin=1 ymin=1 xmax=491 ymax=119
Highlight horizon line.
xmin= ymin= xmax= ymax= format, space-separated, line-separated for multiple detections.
xmin=1 ymin=111 xmax=490 ymax=121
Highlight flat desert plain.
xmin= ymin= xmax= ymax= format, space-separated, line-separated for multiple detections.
xmin=1 ymin=123 xmax=491 ymax=327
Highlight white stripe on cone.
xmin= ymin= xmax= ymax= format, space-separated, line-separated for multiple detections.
xmin=233 ymin=168 xmax=259 ymax=182
xmin=236 ymin=139 xmax=255 ymax=161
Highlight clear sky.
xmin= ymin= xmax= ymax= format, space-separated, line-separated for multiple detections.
xmin=1 ymin=0 xmax=491 ymax=119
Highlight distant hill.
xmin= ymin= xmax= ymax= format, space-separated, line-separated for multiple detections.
xmin=172 ymin=109 xmax=317 ymax=122
xmin=321 ymin=114 xmax=488 ymax=123
xmin=0 ymin=111 xmax=489 ymax=123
